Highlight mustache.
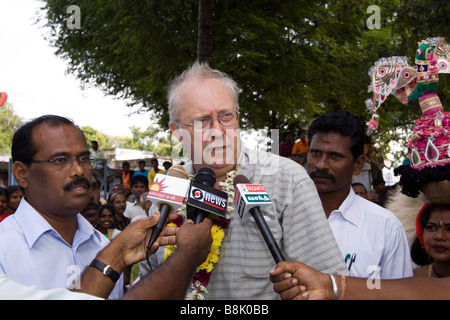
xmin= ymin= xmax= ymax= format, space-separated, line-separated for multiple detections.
xmin=63 ymin=177 xmax=92 ymax=192
xmin=309 ymin=170 xmax=336 ymax=183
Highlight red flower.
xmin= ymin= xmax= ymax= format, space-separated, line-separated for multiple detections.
xmin=193 ymin=269 xmax=211 ymax=286
xmin=213 ymin=217 xmax=230 ymax=229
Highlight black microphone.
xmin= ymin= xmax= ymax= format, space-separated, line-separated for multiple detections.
xmin=233 ymin=174 xmax=285 ymax=263
xmin=146 ymin=165 xmax=190 ymax=251
xmin=187 ymin=168 xmax=228 ymax=224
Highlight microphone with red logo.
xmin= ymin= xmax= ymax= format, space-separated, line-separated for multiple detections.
xmin=233 ymin=174 xmax=284 ymax=263
xmin=146 ymin=165 xmax=190 ymax=251
xmin=187 ymin=168 xmax=228 ymax=224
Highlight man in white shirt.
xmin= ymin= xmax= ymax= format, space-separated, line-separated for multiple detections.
xmin=306 ymin=111 xmax=413 ymax=279
xmin=124 ymin=174 xmax=149 ymax=221
xmin=0 ymin=211 xmax=213 ymax=300
xmin=0 ymin=116 xmax=121 ymax=297
xmin=89 ymin=140 xmax=105 ymax=169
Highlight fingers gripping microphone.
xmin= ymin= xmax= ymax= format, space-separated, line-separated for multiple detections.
xmin=187 ymin=168 xmax=228 ymax=224
xmin=146 ymin=165 xmax=190 ymax=250
xmin=233 ymin=175 xmax=285 ymax=263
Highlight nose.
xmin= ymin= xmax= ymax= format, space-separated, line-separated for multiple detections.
xmin=315 ymin=154 xmax=330 ymax=171
xmin=434 ymin=224 xmax=447 ymax=240
xmin=69 ymin=157 xmax=86 ymax=177
xmin=209 ymin=117 xmax=225 ymax=132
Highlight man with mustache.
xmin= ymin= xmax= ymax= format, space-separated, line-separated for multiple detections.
xmin=0 ymin=115 xmax=124 ymax=298
xmin=306 ymin=111 xmax=413 ymax=279
xmin=80 ymin=176 xmax=102 ymax=226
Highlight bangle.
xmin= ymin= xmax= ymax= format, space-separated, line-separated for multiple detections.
xmin=328 ymin=274 xmax=338 ymax=300
xmin=89 ymin=259 xmax=120 ymax=283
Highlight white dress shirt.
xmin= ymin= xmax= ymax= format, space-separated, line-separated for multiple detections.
xmin=0 ymin=273 xmax=103 ymax=300
xmin=328 ymin=188 xmax=413 ymax=279
xmin=0 ymin=198 xmax=123 ymax=299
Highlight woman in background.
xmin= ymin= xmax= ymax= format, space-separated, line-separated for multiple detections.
xmin=411 ymin=203 xmax=450 ymax=278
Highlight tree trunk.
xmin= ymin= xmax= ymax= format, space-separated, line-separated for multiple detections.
xmin=197 ymin=0 xmax=213 ymax=66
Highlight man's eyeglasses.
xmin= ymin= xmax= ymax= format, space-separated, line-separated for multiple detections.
xmin=176 ymin=111 xmax=239 ymax=132
xmin=27 ymin=154 xmax=96 ymax=170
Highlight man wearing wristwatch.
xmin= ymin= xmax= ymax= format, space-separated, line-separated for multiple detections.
xmin=0 ymin=213 xmax=213 ymax=299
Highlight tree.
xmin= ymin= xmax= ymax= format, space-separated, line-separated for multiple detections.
xmin=0 ymin=102 xmax=22 ymax=154
xmin=197 ymin=0 xmax=213 ymax=65
xmin=40 ymin=0 xmax=449 ymax=140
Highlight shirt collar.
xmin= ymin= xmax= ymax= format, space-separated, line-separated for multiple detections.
xmin=14 ymin=198 xmax=99 ymax=248
xmin=331 ymin=187 xmax=360 ymax=227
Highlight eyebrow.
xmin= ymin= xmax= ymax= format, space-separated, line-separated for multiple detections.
xmin=47 ymin=150 xmax=91 ymax=159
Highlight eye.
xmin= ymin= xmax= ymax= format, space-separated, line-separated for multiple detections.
xmin=416 ymin=48 xmax=423 ymax=56
xmin=425 ymin=224 xmax=437 ymax=231
xmin=79 ymin=155 xmax=91 ymax=163
xmin=331 ymin=153 xmax=344 ymax=159
xmin=194 ymin=117 xmax=211 ymax=125
xmin=220 ymin=112 xmax=234 ymax=120
xmin=51 ymin=156 xmax=69 ymax=166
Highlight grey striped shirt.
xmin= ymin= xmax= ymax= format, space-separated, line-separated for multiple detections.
xmin=189 ymin=146 xmax=348 ymax=300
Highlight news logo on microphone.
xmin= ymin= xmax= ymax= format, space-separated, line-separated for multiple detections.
xmin=147 ymin=173 xmax=191 ymax=211
xmin=187 ymin=181 xmax=228 ymax=218
xmin=234 ymin=183 xmax=272 ymax=220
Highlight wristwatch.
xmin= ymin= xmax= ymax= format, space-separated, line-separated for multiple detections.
xmin=89 ymin=259 xmax=120 ymax=283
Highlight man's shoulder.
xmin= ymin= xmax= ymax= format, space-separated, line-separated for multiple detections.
xmin=0 ymin=215 xmax=22 ymax=236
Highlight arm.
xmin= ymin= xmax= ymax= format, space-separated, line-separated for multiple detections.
xmin=75 ymin=212 xmax=178 ymax=298
xmin=121 ymin=219 xmax=213 ymax=300
xmin=270 ymin=261 xmax=450 ymax=300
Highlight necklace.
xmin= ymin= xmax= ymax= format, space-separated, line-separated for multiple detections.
xmin=428 ymin=262 xmax=444 ymax=278
xmin=163 ymin=168 xmax=241 ymax=300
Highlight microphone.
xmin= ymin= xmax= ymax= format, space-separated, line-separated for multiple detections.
xmin=233 ymin=174 xmax=285 ymax=263
xmin=187 ymin=167 xmax=228 ymax=224
xmin=146 ymin=165 xmax=190 ymax=250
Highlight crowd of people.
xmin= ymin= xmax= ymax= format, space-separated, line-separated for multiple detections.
xmin=0 ymin=62 xmax=448 ymax=300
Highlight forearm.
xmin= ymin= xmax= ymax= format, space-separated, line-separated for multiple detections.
xmin=121 ymin=247 xmax=198 ymax=300
xmin=342 ymin=276 xmax=450 ymax=300
xmin=74 ymin=246 xmax=126 ymax=299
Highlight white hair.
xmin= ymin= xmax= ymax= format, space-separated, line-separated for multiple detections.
xmin=167 ymin=61 xmax=240 ymax=124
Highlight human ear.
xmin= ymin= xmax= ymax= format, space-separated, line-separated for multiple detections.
xmin=169 ymin=121 xmax=183 ymax=143
xmin=352 ymin=155 xmax=366 ymax=176
xmin=11 ymin=161 xmax=29 ymax=189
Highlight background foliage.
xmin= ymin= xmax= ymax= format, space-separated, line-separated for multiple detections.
xmin=35 ymin=0 xmax=450 ymax=161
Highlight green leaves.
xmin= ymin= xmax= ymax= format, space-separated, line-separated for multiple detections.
xmin=40 ymin=0 xmax=449 ymax=140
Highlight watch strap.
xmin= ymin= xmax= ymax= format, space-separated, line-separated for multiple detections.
xmin=89 ymin=259 xmax=120 ymax=283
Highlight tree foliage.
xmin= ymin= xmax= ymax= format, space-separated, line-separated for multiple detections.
xmin=80 ymin=124 xmax=172 ymax=156
xmin=40 ymin=0 xmax=449 ymax=142
xmin=0 ymin=102 xmax=22 ymax=154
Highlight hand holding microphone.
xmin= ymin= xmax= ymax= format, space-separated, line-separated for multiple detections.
xmin=233 ymin=174 xmax=285 ymax=263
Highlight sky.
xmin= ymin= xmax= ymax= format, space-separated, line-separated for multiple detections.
xmin=0 ymin=0 xmax=152 ymax=137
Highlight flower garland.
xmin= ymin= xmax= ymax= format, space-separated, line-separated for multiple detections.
xmin=163 ymin=169 xmax=240 ymax=300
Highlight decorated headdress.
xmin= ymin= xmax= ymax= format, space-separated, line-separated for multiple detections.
xmin=365 ymin=37 xmax=450 ymax=202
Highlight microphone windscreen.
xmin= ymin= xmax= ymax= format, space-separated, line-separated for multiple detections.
xmin=233 ymin=174 xmax=250 ymax=188
xmin=166 ymin=164 xmax=189 ymax=180
xmin=195 ymin=167 xmax=216 ymax=187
